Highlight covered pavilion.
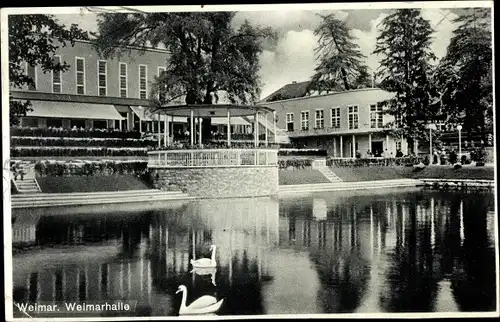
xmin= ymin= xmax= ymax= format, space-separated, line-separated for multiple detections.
xmin=150 ymin=104 xmax=277 ymax=148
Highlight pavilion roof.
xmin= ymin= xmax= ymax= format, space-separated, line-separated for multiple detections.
xmin=150 ymin=104 xmax=274 ymax=117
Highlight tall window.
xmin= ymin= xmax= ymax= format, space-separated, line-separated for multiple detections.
xmin=157 ymin=66 xmax=166 ymax=101
xmin=301 ymin=111 xmax=309 ymax=131
xmin=75 ymin=57 xmax=85 ymax=95
xmin=348 ymin=105 xmax=359 ymax=130
xmin=98 ymin=60 xmax=107 ymax=96
xmin=370 ymin=104 xmax=383 ymax=128
xmin=119 ymin=63 xmax=128 ymax=98
xmin=139 ymin=64 xmax=147 ymax=99
xmin=286 ymin=113 xmax=294 ymax=131
xmin=52 ymin=56 xmax=62 ymax=93
xmin=331 ymin=107 xmax=340 ymax=128
xmin=26 ymin=63 xmax=36 ymax=90
xmin=315 ymin=109 xmax=324 ymax=129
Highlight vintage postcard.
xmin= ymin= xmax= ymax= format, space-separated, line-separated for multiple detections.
xmin=2 ymin=2 xmax=498 ymax=321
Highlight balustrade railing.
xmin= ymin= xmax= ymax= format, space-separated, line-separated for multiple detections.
xmin=148 ymin=148 xmax=278 ymax=167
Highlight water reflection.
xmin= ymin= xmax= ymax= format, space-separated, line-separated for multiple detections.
xmin=12 ymin=190 xmax=496 ymax=316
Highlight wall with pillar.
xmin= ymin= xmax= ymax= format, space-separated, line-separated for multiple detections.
xmin=151 ymin=166 xmax=279 ymax=198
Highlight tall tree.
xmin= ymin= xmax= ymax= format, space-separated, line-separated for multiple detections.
xmin=8 ymin=15 xmax=89 ymax=126
xmin=93 ymin=12 xmax=275 ymax=140
xmin=307 ymin=13 xmax=371 ymax=95
xmin=373 ymin=9 xmax=438 ymax=142
xmin=433 ymin=8 xmax=492 ymax=141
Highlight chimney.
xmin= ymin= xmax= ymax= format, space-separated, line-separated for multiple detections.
xmin=292 ymin=81 xmax=297 ymax=84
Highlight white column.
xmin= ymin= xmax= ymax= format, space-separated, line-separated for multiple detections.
xmin=386 ymin=134 xmax=390 ymax=155
xmin=190 ymin=110 xmax=194 ymax=146
xmin=254 ymin=112 xmax=259 ymax=147
xmin=429 ymin=127 xmax=433 ymax=163
xmin=119 ymin=117 xmax=123 ymax=131
xmin=368 ymin=133 xmax=372 ymax=155
xmin=163 ymin=113 xmax=167 ymax=147
xmin=255 ymin=113 xmax=260 ymax=147
xmin=227 ymin=110 xmax=231 ymax=147
xmin=157 ymin=114 xmax=161 ymax=148
xmin=198 ymin=118 xmax=203 ymax=147
xmin=414 ymin=139 xmax=419 ymax=155
xmin=139 ymin=118 xmax=142 ymax=133
xmin=340 ymin=135 xmax=343 ymax=158
xmin=265 ymin=112 xmax=269 ymax=147
xmin=333 ymin=137 xmax=337 ymax=157
xmin=352 ymin=135 xmax=356 ymax=158
xmin=273 ymin=111 xmax=277 ymax=144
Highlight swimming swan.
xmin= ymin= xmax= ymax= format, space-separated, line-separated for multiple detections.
xmin=176 ymin=285 xmax=224 ymax=315
xmin=190 ymin=245 xmax=217 ymax=268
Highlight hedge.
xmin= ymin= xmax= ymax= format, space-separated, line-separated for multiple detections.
xmin=34 ymin=160 xmax=148 ymax=177
xmin=278 ymin=149 xmax=328 ymax=157
xmin=278 ymin=158 xmax=314 ymax=169
xmin=11 ymin=137 xmax=157 ymax=148
xmin=10 ymin=127 xmax=142 ymax=139
xmin=11 ymin=147 xmax=147 ymax=157
xmin=326 ymin=156 xmax=426 ymax=167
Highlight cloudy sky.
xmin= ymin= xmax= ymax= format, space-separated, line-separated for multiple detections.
xmin=54 ymin=5 xmax=474 ymax=99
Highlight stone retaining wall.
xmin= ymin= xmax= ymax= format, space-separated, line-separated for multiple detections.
xmin=152 ymin=166 xmax=278 ymax=198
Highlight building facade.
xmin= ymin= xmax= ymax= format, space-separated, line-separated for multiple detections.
xmin=10 ymin=39 xmax=250 ymax=135
xmin=261 ymin=88 xmax=412 ymax=157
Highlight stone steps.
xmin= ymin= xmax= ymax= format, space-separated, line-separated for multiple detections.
xmin=12 ymin=178 xmax=41 ymax=194
xmin=312 ymin=159 xmax=343 ymax=182
xmin=11 ymin=190 xmax=192 ymax=209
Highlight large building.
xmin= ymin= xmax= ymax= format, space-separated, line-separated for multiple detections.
xmin=10 ymin=39 xmax=251 ymax=135
xmin=259 ymin=84 xmax=412 ymax=157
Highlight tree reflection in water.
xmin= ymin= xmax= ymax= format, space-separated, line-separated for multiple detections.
xmin=11 ymin=191 xmax=496 ymax=316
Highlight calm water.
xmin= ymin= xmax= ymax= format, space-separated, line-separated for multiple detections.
xmin=11 ymin=189 xmax=497 ymax=317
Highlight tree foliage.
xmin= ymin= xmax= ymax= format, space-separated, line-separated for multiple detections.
xmin=8 ymin=14 xmax=89 ymax=125
xmin=433 ymin=8 xmax=492 ymax=139
xmin=307 ymin=14 xmax=371 ymax=94
xmin=373 ymin=9 xmax=438 ymax=140
xmin=93 ymin=12 xmax=276 ymax=106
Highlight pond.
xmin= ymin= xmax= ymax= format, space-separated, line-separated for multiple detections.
xmin=11 ymin=188 xmax=497 ymax=317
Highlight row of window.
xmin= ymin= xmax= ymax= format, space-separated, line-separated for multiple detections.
xmin=24 ymin=58 xmax=165 ymax=99
xmin=285 ymin=104 xmax=384 ymax=131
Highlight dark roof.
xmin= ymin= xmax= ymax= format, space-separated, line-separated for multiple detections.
xmin=261 ymin=81 xmax=311 ymax=102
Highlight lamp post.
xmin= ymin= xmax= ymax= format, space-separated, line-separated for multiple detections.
xmin=427 ymin=123 xmax=437 ymax=164
xmin=456 ymin=124 xmax=462 ymax=156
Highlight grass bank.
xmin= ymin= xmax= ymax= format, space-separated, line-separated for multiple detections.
xmin=37 ymin=175 xmax=152 ymax=193
xmin=329 ymin=165 xmax=495 ymax=182
xmin=279 ymin=169 xmax=331 ymax=185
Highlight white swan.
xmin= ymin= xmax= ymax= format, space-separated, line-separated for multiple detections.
xmin=190 ymin=245 xmax=217 ymax=268
xmin=191 ymin=267 xmax=217 ymax=286
xmin=176 ymin=285 xmax=224 ymax=315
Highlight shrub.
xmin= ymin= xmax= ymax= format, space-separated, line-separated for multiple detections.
xmin=11 ymin=147 xmax=147 ymax=157
xmin=278 ymin=158 xmax=313 ymax=169
xmin=34 ymin=160 xmax=148 ymax=177
xmin=11 ymin=137 xmax=157 ymax=148
xmin=326 ymin=156 xmax=425 ymax=167
xmin=453 ymin=163 xmax=462 ymax=169
xmin=10 ymin=126 xmax=142 ymax=139
xmin=278 ymin=149 xmax=328 ymax=157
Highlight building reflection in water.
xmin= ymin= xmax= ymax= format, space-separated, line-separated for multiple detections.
xmin=12 ymin=191 xmax=496 ymax=316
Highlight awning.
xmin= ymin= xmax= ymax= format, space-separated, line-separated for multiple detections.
xmin=131 ymin=105 xmax=187 ymax=123
xmin=28 ymin=101 xmax=124 ymax=120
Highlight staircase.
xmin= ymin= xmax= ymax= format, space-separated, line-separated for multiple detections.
xmin=312 ymin=159 xmax=343 ymax=182
xmin=241 ymin=115 xmax=290 ymax=144
xmin=11 ymin=163 xmax=41 ymax=194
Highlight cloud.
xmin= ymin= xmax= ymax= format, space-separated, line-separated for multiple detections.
xmin=232 ymin=10 xmax=347 ymax=34
xmin=54 ymin=13 xmax=99 ymax=33
xmin=259 ymin=29 xmax=319 ymax=98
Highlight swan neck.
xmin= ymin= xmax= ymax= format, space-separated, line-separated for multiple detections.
xmin=180 ymin=289 xmax=187 ymax=311
xmin=211 ymin=247 xmax=216 ymax=262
